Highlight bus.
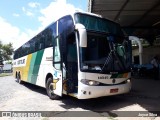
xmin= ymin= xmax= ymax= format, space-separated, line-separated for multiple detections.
xmin=13 ymin=11 xmax=132 ymax=99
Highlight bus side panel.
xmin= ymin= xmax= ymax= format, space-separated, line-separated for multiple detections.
xmin=28 ymin=50 xmax=44 ymax=84
xmin=13 ymin=48 xmax=53 ymax=88
xmin=13 ymin=56 xmax=28 ymax=81
xmin=23 ymin=54 xmax=32 ymax=81
xmin=13 ymin=67 xmax=24 ymax=79
xmin=36 ymin=48 xmax=54 ymax=88
xmin=27 ymin=52 xmax=37 ymax=83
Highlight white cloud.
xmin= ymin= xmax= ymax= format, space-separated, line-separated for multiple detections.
xmin=22 ymin=6 xmax=34 ymax=17
xmin=38 ymin=0 xmax=82 ymax=28
xmin=13 ymin=13 xmax=20 ymax=17
xmin=26 ymin=11 xmax=34 ymax=16
xmin=0 ymin=0 xmax=83 ymax=50
xmin=22 ymin=7 xmax=26 ymax=12
xmin=28 ymin=2 xmax=40 ymax=8
xmin=0 ymin=17 xmax=33 ymax=50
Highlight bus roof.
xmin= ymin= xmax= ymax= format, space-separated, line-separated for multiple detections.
xmin=14 ymin=11 xmax=117 ymax=51
xmin=14 ymin=11 xmax=103 ymax=51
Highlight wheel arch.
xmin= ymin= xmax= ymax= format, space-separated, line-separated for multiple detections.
xmin=45 ymin=73 xmax=53 ymax=88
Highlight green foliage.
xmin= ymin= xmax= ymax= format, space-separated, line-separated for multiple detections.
xmin=0 ymin=40 xmax=14 ymax=64
xmin=0 ymin=41 xmax=2 ymax=48
xmin=0 ymin=41 xmax=3 ymax=65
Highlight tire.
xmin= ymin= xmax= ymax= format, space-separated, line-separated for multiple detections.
xmin=46 ymin=77 xmax=60 ymax=100
xmin=15 ymin=72 xmax=18 ymax=82
xmin=15 ymin=72 xmax=17 ymax=79
xmin=17 ymin=73 xmax=23 ymax=84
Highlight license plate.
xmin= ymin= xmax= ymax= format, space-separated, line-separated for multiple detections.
xmin=110 ymin=88 xmax=118 ymax=93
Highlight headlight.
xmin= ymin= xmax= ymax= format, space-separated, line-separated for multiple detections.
xmin=81 ymin=79 xmax=100 ymax=86
xmin=127 ymin=79 xmax=131 ymax=83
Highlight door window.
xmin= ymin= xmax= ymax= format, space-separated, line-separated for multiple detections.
xmin=53 ymin=37 xmax=61 ymax=70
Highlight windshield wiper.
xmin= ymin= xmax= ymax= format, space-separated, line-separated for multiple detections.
xmin=100 ymin=42 xmax=113 ymax=73
xmin=100 ymin=42 xmax=126 ymax=73
xmin=100 ymin=50 xmax=113 ymax=73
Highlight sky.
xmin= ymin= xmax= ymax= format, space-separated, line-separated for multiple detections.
xmin=0 ymin=0 xmax=87 ymax=49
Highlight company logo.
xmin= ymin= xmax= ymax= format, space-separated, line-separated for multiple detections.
xmin=46 ymin=56 xmax=53 ymax=61
xmin=17 ymin=59 xmax=25 ymax=65
xmin=112 ymin=79 xmax=116 ymax=83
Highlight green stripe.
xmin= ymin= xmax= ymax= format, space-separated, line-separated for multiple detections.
xmin=28 ymin=50 xmax=44 ymax=84
xmin=28 ymin=52 xmax=37 ymax=83
xmin=110 ymin=74 xmax=118 ymax=78
xmin=117 ymin=74 xmax=123 ymax=78
xmin=110 ymin=73 xmax=124 ymax=78
xmin=31 ymin=50 xmax=44 ymax=84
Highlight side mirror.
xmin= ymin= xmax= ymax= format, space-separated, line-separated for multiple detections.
xmin=75 ymin=24 xmax=87 ymax=47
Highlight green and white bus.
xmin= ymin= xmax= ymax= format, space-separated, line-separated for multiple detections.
xmin=13 ymin=11 xmax=132 ymax=99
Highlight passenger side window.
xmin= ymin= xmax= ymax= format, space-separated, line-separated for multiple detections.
xmin=29 ymin=40 xmax=35 ymax=53
xmin=45 ymin=29 xmax=52 ymax=48
xmin=53 ymin=37 xmax=61 ymax=70
xmin=39 ymin=38 xmax=45 ymax=50
xmin=35 ymin=35 xmax=45 ymax=51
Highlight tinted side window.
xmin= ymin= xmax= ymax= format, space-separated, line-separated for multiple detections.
xmin=39 ymin=35 xmax=45 ymax=50
xmin=19 ymin=47 xmax=22 ymax=58
xmin=25 ymin=42 xmax=30 ymax=54
xmin=44 ymin=28 xmax=53 ymax=48
xmin=13 ymin=51 xmax=16 ymax=59
xmin=29 ymin=39 xmax=35 ymax=53
xmin=58 ymin=15 xmax=74 ymax=35
xmin=14 ymin=49 xmax=18 ymax=59
xmin=51 ymin=23 xmax=57 ymax=38
xmin=14 ymin=21 xmax=58 ymax=59
xmin=35 ymin=36 xmax=39 ymax=51
xmin=35 ymin=34 xmax=45 ymax=51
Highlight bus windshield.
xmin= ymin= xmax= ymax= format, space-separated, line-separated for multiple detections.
xmin=75 ymin=13 xmax=131 ymax=73
xmin=75 ymin=13 xmax=123 ymax=36
xmin=79 ymin=32 xmax=131 ymax=73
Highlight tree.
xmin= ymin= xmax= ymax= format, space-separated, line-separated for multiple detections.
xmin=0 ymin=40 xmax=14 ymax=64
xmin=0 ymin=51 xmax=3 ymax=66
xmin=0 ymin=41 xmax=2 ymax=48
xmin=0 ymin=41 xmax=3 ymax=66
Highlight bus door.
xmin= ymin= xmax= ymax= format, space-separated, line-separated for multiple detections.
xmin=53 ymin=36 xmax=63 ymax=96
xmin=66 ymin=33 xmax=78 ymax=93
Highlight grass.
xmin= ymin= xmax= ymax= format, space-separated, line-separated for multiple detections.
xmin=0 ymin=73 xmax=12 ymax=77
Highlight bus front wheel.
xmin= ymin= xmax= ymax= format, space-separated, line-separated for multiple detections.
xmin=46 ymin=77 xmax=60 ymax=100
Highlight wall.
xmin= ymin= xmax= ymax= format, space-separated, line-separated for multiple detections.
xmin=132 ymin=46 xmax=160 ymax=64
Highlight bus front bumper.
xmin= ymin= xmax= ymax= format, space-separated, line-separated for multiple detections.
xmin=77 ymin=80 xmax=131 ymax=99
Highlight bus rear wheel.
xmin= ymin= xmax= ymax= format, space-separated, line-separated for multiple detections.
xmin=17 ymin=73 xmax=23 ymax=84
xmin=46 ymin=77 xmax=60 ymax=100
